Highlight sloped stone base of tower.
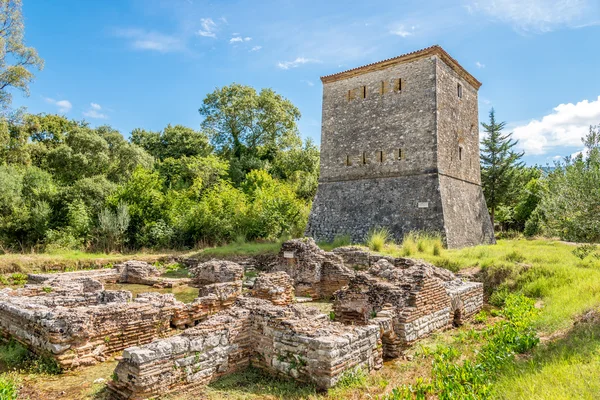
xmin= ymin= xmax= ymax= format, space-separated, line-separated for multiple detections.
xmin=306 ymin=173 xmax=495 ymax=249
xmin=438 ymin=175 xmax=495 ymax=248
xmin=306 ymin=174 xmax=446 ymax=244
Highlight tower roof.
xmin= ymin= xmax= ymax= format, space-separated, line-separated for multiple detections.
xmin=320 ymin=45 xmax=481 ymax=89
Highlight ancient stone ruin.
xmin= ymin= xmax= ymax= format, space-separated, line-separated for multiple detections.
xmin=334 ymin=258 xmax=482 ymax=358
xmin=0 ymin=259 xmax=248 ymax=368
xmin=274 ymin=238 xmax=355 ymax=299
xmin=108 ymin=297 xmax=382 ymax=398
xmin=0 ymin=239 xmax=484 ymax=399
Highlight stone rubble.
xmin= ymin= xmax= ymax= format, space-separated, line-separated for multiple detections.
xmin=274 ymin=238 xmax=355 ymax=299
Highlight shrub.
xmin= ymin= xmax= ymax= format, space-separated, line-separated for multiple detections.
xmin=572 ymin=244 xmax=597 ymax=260
xmin=432 ymin=241 xmax=442 ymax=256
xmin=0 ymin=340 xmax=61 ymax=374
xmin=367 ymin=227 xmax=390 ymax=252
xmin=335 ymin=367 xmax=368 ymax=389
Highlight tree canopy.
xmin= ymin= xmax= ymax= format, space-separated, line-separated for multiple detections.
xmin=0 ymin=0 xmax=44 ymax=112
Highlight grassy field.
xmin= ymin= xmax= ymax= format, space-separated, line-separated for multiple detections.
xmin=2 ymin=237 xmax=600 ymax=399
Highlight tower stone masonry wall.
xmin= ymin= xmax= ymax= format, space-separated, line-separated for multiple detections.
xmin=306 ymin=46 xmax=495 ymax=248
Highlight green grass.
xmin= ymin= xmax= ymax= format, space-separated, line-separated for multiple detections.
xmin=0 ymin=340 xmax=61 ymax=375
xmin=198 ymin=242 xmax=282 ymax=258
xmin=492 ymin=310 xmax=600 ymax=399
xmin=0 ymin=250 xmax=182 ymax=276
xmin=0 ymin=373 xmax=19 ymax=400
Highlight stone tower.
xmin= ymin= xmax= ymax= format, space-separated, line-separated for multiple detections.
xmin=306 ymin=45 xmax=495 ymax=248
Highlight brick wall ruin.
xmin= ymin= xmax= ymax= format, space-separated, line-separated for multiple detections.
xmin=108 ymin=298 xmax=382 ymax=398
xmin=0 ymin=259 xmax=249 ymax=368
xmin=334 ymin=258 xmax=483 ymax=358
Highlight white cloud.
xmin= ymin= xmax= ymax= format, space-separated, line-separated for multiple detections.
xmin=390 ymin=25 xmax=416 ymax=37
xmin=277 ymin=57 xmax=321 ymax=70
xmin=250 ymin=45 xmax=262 ymax=52
xmin=511 ymin=96 xmax=600 ymax=155
xmin=114 ymin=28 xmax=184 ymax=53
xmin=197 ymin=18 xmax=217 ymax=38
xmin=475 ymin=61 xmax=485 ymax=68
xmin=465 ymin=0 xmax=600 ymax=32
xmin=83 ymin=102 xmax=108 ymax=119
xmin=83 ymin=109 xmax=108 ymax=119
xmin=44 ymin=98 xmax=72 ymax=113
xmin=230 ymin=36 xmax=252 ymax=44
xmin=301 ymin=80 xmax=314 ymax=87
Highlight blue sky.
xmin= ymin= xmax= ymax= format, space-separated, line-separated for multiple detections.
xmin=15 ymin=0 xmax=600 ymax=165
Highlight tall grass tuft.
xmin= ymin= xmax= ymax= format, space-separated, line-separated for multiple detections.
xmin=433 ymin=241 xmax=442 ymax=256
xmin=332 ymin=234 xmax=352 ymax=248
xmin=367 ymin=227 xmax=391 ymax=252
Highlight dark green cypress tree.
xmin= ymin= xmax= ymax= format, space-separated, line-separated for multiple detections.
xmin=480 ymin=108 xmax=524 ymax=227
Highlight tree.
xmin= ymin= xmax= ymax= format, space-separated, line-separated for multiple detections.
xmin=130 ymin=124 xmax=211 ymax=161
xmin=199 ymin=84 xmax=301 ymax=182
xmin=0 ymin=0 xmax=44 ymax=112
xmin=480 ymin=109 xmax=524 ymax=226
xmin=535 ymin=125 xmax=600 ymax=242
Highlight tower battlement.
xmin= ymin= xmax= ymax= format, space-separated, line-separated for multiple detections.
xmin=306 ymin=46 xmax=495 ymax=248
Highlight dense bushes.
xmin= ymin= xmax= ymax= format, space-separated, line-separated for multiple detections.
xmin=0 ymin=85 xmax=318 ymax=252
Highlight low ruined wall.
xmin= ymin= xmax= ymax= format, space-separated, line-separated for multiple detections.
xmin=108 ymin=298 xmax=383 ymax=399
xmin=171 ymin=281 xmax=242 ymax=329
xmin=109 ymin=308 xmax=252 ymax=399
xmin=446 ymin=281 xmax=483 ymax=324
xmin=333 ymin=258 xmax=484 ymax=358
xmin=0 ymin=291 xmax=178 ymax=369
xmin=28 ymin=269 xmax=121 ymax=285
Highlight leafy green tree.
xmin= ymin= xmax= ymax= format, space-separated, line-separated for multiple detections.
xmin=242 ymin=170 xmax=309 ymax=240
xmin=271 ymin=138 xmax=320 ymax=200
xmin=131 ymin=124 xmax=211 ymax=161
xmin=0 ymin=0 xmax=44 ymax=112
xmin=536 ymin=125 xmax=600 ymax=242
xmin=95 ymin=125 xmax=153 ymax=183
xmin=157 ymin=154 xmax=228 ymax=193
xmin=480 ymin=109 xmax=524 ymax=226
xmin=45 ymin=128 xmax=111 ymax=183
xmin=108 ymin=167 xmax=167 ymax=246
xmin=199 ymin=84 xmax=301 ymax=182
xmin=181 ymin=180 xmax=248 ymax=244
